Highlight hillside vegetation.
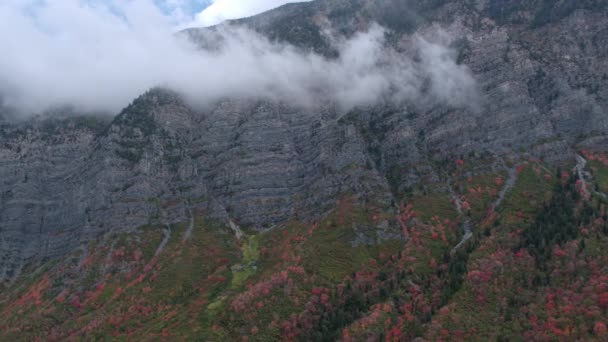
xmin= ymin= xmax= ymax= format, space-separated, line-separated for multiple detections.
xmin=2 ymin=151 xmax=608 ymax=340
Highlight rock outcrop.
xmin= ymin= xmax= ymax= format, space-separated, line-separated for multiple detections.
xmin=1 ymin=0 xmax=607 ymax=281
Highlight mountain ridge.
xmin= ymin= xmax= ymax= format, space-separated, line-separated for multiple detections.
xmin=1 ymin=0 xmax=607 ymax=283
xmin=0 ymin=1 xmax=608 ymax=340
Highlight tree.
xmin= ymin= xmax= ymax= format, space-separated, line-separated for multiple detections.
xmin=594 ymin=322 xmax=607 ymax=336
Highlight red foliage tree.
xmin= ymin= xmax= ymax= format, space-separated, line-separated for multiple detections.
xmin=599 ymin=292 xmax=608 ymax=310
xmin=594 ymin=322 xmax=607 ymax=336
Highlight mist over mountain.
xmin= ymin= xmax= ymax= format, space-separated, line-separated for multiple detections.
xmin=0 ymin=0 xmax=477 ymax=116
xmin=1 ymin=0 xmax=608 ymax=340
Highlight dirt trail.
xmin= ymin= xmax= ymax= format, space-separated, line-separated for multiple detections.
xmin=102 ymin=240 xmax=117 ymax=273
xmin=575 ymin=154 xmax=591 ymax=199
xmin=448 ymin=179 xmax=473 ymax=254
xmin=449 ymin=165 xmax=518 ymax=254
xmin=182 ymin=207 xmax=195 ymax=242
xmin=155 ymin=225 xmax=172 ymax=256
xmin=491 ymin=167 xmax=518 ymax=212
xmin=228 ymin=219 xmax=244 ymax=240
xmin=451 ymin=219 xmax=473 ymax=254
xmin=575 ymin=154 xmax=608 ymax=199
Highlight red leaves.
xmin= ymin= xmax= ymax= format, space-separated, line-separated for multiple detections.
xmin=108 ymin=315 xmax=122 ymax=327
xmin=162 ymin=310 xmax=178 ymax=322
xmin=528 ymin=315 xmax=539 ymax=327
xmin=79 ymin=254 xmax=95 ymax=269
xmin=307 ymin=223 xmax=318 ymax=236
xmin=231 ymin=268 xmax=302 ymax=312
xmin=581 ymin=150 xmax=608 ymax=166
xmin=599 ymin=292 xmax=608 ymax=310
xmin=251 ymin=326 xmax=259 ymax=335
xmin=396 ymin=203 xmax=417 ymax=239
xmin=461 ymin=201 xmax=471 ymax=211
xmin=514 ymin=249 xmax=527 ymax=258
xmin=133 ymin=249 xmax=142 ymax=262
xmin=286 ymin=265 xmax=305 ymax=275
xmin=218 ymin=275 xmax=228 ymax=283
xmin=112 ymin=247 xmax=126 ymax=260
xmin=126 ymin=273 xmax=146 ymax=289
xmin=594 ymin=321 xmax=607 ymax=336
xmin=55 ymin=289 xmax=69 ymax=303
xmin=494 ymin=177 xmax=504 ymax=186
xmin=440 ymin=329 xmax=450 ymax=338
xmin=281 ymin=320 xmax=299 ymax=340
xmin=386 ymin=326 xmax=403 ymax=341
xmin=467 ymin=270 xmax=492 ymax=283
xmin=554 ymin=247 xmax=567 ymax=258
xmin=456 ymin=159 xmax=465 ymax=167
xmin=83 ymin=282 xmax=107 ymax=305
xmin=71 ymin=296 xmax=82 ymax=309
xmin=14 ymin=275 xmax=50 ymax=307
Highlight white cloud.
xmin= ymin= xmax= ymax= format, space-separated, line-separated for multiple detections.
xmin=0 ymin=0 xmax=479 ymax=116
xmin=195 ymin=0 xmax=313 ymax=27
xmin=0 ymin=0 xmax=181 ymax=113
xmin=154 ymin=0 xmax=210 ymax=27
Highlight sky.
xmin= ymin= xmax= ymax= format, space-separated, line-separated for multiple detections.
xmin=155 ymin=0 xmax=313 ymax=27
xmin=10 ymin=0 xmax=312 ymax=29
xmin=0 ymin=0 xmax=479 ymax=116
xmin=194 ymin=0 xmax=313 ymax=27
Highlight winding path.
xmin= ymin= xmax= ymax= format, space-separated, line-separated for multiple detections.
xmin=228 ymin=219 xmax=244 ymax=240
xmin=448 ymin=179 xmax=473 ymax=254
xmin=491 ymin=167 xmax=518 ymax=212
xmin=575 ymin=154 xmax=608 ymax=200
xmin=575 ymin=154 xmax=591 ymax=199
xmin=449 ymin=165 xmax=518 ymax=254
xmin=182 ymin=207 xmax=195 ymax=242
xmin=155 ymin=224 xmax=172 ymax=256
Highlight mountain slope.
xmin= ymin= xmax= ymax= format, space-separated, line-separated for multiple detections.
xmin=2 ymin=155 xmax=608 ymax=340
xmin=1 ymin=0 xmax=608 ymax=340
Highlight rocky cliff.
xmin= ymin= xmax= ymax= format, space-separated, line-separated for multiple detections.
xmin=0 ymin=0 xmax=607 ymax=283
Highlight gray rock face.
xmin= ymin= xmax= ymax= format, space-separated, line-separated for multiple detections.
xmin=1 ymin=0 xmax=607 ymax=281
xmin=0 ymin=117 xmax=105 ymax=280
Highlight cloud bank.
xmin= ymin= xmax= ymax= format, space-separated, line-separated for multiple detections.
xmin=195 ymin=0 xmax=313 ymax=27
xmin=0 ymin=0 xmax=479 ymax=116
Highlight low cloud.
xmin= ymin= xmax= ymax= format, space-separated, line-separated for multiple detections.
xmin=195 ymin=0 xmax=313 ymax=27
xmin=0 ymin=0 xmax=479 ymax=116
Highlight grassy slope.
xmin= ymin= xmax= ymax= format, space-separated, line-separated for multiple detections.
xmin=2 ymin=155 xmax=608 ymax=340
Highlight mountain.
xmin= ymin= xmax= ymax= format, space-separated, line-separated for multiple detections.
xmin=1 ymin=0 xmax=608 ymax=340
